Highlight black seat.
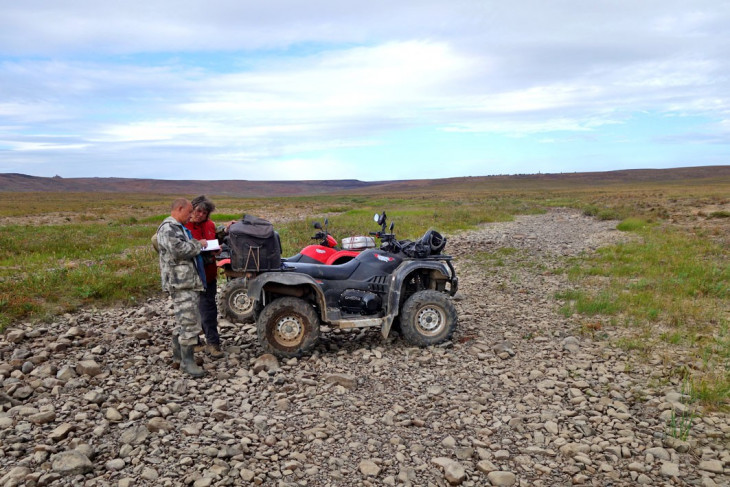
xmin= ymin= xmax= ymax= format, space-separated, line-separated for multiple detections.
xmin=284 ymin=259 xmax=360 ymax=280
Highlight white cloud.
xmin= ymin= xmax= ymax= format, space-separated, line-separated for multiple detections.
xmin=0 ymin=1 xmax=728 ymax=179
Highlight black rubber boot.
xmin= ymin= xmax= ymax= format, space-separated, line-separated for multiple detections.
xmin=180 ymin=344 xmax=206 ymax=378
xmin=172 ymin=335 xmax=181 ymax=364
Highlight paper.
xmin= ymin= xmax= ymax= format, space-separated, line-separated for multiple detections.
xmin=204 ymin=239 xmax=220 ymax=251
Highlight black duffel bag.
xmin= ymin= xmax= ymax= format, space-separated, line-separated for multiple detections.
xmin=228 ymin=215 xmax=282 ymax=271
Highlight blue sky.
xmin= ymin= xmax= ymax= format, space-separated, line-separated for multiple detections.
xmin=0 ymin=1 xmax=728 ymax=181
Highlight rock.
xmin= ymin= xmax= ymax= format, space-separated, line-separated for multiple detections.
xmin=698 ymin=460 xmax=724 ymax=474
xmin=140 ymin=467 xmax=158 ymax=481
xmin=444 ymin=462 xmax=466 ymax=485
xmin=324 ymin=373 xmax=357 ymax=389
xmin=645 ymin=447 xmax=671 ymax=461
xmin=48 ymin=422 xmax=75 ymax=441
xmin=147 ymin=417 xmax=173 ymax=432
xmin=359 ymin=460 xmax=381 ymax=476
xmin=660 ymin=462 xmax=680 ymax=477
xmin=105 ymin=407 xmax=123 ymax=422
xmin=29 ymin=410 xmax=56 ymax=424
xmin=252 ymin=354 xmax=280 ymax=374
xmin=105 ymin=458 xmax=126 ymax=471
xmin=51 ymin=451 xmax=93 ymax=475
xmin=477 ymin=460 xmax=498 ymax=473
xmin=544 ymin=421 xmax=559 ymax=435
xmin=487 ymin=471 xmax=517 ymax=486
xmin=0 ymin=467 xmax=31 ymax=486
xmin=6 ymin=330 xmax=26 ymax=343
xmin=119 ymin=425 xmax=149 ymax=445
xmin=562 ymin=336 xmax=580 ymax=352
xmin=76 ymin=360 xmax=102 ymax=377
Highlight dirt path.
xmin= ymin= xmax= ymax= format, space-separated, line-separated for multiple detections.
xmin=1 ymin=208 xmax=728 ymax=486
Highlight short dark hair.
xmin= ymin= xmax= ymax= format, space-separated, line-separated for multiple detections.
xmin=191 ymin=195 xmax=216 ymax=214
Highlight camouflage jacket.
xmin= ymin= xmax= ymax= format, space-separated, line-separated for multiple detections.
xmin=157 ymin=216 xmax=204 ymax=292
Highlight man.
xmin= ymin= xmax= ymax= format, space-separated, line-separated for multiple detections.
xmin=157 ymin=198 xmax=208 ymax=378
xmin=186 ymin=195 xmax=224 ymax=359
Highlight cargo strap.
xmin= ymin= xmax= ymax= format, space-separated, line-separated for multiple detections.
xmin=244 ymin=246 xmax=261 ymax=271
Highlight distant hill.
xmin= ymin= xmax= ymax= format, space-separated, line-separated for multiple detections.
xmin=0 ymin=174 xmax=384 ymax=196
xmin=1 ymin=166 xmax=729 ymax=196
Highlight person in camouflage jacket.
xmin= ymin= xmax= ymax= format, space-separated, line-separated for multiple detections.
xmin=157 ymin=198 xmax=208 ymax=378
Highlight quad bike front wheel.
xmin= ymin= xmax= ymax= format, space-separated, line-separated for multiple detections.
xmin=218 ymin=278 xmax=256 ymax=323
xmin=256 ymin=297 xmax=320 ymax=358
xmin=400 ymin=290 xmax=457 ymax=347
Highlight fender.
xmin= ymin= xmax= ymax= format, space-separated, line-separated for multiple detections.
xmin=246 ymin=271 xmax=327 ymax=309
xmin=380 ymin=259 xmax=457 ymax=338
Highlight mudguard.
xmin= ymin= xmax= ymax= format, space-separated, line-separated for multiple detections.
xmin=379 ymin=259 xmax=457 ymax=338
xmin=247 ymin=271 xmax=324 ymax=302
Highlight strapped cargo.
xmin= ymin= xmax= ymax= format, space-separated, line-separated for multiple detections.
xmin=228 ymin=215 xmax=282 ymax=272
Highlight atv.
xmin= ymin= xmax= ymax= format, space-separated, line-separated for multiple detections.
xmin=246 ymin=212 xmax=459 ymax=358
xmin=216 ymin=218 xmax=374 ymax=324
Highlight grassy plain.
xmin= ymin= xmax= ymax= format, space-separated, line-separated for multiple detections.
xmin=0 ymin=175 xmax=728 ymax=408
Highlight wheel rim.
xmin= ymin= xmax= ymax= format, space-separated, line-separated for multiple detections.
xmin=231 ymin=291 xmax=254 ymax=315
xmin=415 ymin=305 xmax=445 ymax=336
xmin=273 ymin=315 xmax=304 ymax=346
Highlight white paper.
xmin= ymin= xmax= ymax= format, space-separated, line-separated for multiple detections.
xmin=204 ymin=239 xmax=220 ymax=251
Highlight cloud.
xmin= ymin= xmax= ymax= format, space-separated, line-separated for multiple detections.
xmin=0 ymin=1 xmax=728 ymax=179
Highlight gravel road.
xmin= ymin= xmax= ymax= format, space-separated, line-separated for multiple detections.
xmin=1 ymin=208 xmax=728 ymax=486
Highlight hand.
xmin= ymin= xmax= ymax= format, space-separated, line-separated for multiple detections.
xmin=198 ymin=239 xmax=208 ymax=249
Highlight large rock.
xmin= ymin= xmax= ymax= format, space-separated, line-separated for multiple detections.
xmin=51 ymin=451 xmax=93 ymax=476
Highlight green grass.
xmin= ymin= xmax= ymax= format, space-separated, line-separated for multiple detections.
xmin=560 ymin=224 xmax=729 ymax=409
xmin=0 ymin=221 xmax=159 ymax=329
xmin=616 ymin=217 xmax=650 ymax=231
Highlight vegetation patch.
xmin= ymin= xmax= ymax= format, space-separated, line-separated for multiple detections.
xmin=561 ymin=224 xmax=729 ymax=409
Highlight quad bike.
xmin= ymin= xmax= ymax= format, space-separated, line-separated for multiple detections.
xmin=216 ymin=218 xmax=374 ymax=323
xmin=246 ymin=211 xmax=458 ymax=358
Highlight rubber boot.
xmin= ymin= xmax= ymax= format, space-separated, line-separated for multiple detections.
xmin=180 ymin=344 xmax=206 ymax=378
xmin=172 ymin=335 xmax=181 ymax=365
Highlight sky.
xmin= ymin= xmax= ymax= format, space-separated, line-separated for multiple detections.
xmin=0 ymin=1 xmax=728 ymax=181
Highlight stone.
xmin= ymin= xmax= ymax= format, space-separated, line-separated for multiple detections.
xmin=147 ymin=417 xmax=173 ymax=432
xmin=252 ymin=354 xmax=280 ymax=374
xmin=477 ymin=460 xmax=498 ymax=473
xmin=105 ymin=458 xmax=126 ymax=471
xmin=359 ymin=460 xmax=381 ymax=476
xmin=487 ymin=471 xmax=517 ymax=486
xmin=48 ymin=422 xmax=75 ymax=441
xmin=444 ymin=461 xmax=466 ymax=485
xmin=324 ymin=373 xmax=357 ymax=389
xmin=0 ymin=467 xmax=31 ymax=486
xmin=76 ymin=360 xmax=102 ymax=377
xmin=106 ymin=407 xmax=124 ymax=422
xmin=119 ymin=425 xmax=149 ymax=445
xmin=140 ymin=467 xmax=158 ymax=481
xmin=51 ymin=451 xmax=93 ymax=476
xmin=660 ymin=462 xmax=680 ymax=477
xmin=29 ymin=410 xmax=56 ymax=424
xmin=645 ymin=447 xmax=671 ymax=461
xmin=698 ymin=460 xmax=724 ymax=474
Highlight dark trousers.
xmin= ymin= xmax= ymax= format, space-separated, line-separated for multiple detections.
xmin=199 ymin=281 xmax=220 ymax=346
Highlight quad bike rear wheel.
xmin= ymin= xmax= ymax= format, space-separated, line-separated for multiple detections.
xmin=218 ymin=278 xmax=256 ymax=323
xmin=399 ymin=290 xmax=457 ymax=346
xmin=256 ymin=297 xmax=320 ymax=358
